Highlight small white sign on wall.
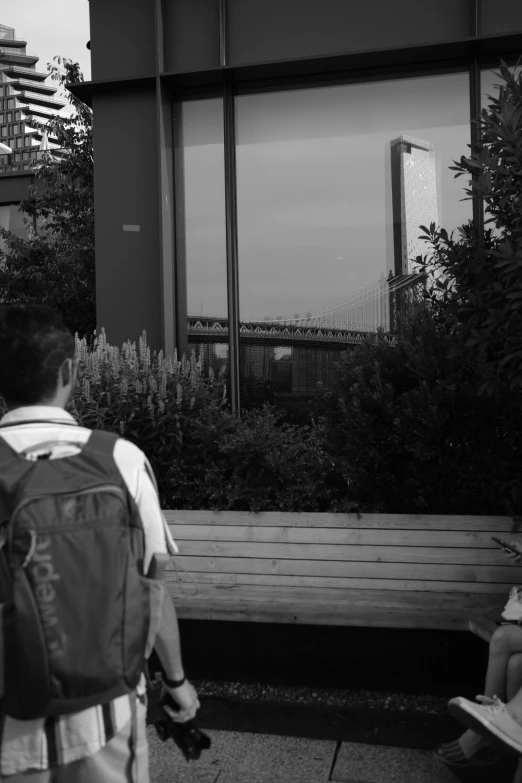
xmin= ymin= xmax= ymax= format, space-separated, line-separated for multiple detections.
xmin=123 ymin=225 xmax=140 ymax=232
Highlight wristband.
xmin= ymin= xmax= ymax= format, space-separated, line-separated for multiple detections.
xmin=162 ymin=673 xmax=186 ymax=689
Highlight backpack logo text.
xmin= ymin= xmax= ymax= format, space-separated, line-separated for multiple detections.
xmin=30 ymin=535 xmax=67 ymax=659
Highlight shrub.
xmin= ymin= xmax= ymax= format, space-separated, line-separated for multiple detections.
xmin=0 ymin=328 xmax=227 ymax=508
xmin=163 ymin=403 xmax=362 ymax=513
xmin=318 ymin=303 xmax=522 ymax=515
xmin=417 ymin=59 xmax=522 ymax=396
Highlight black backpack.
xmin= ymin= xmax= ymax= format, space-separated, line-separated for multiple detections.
xmin=0 ymin=420 xmax=158 ymax=721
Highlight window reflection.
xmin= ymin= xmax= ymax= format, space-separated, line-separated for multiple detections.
xmin=181 ymin=99 xmax=228 ymax=378
xmin=235 ymin=71 xmax=470 ymax=397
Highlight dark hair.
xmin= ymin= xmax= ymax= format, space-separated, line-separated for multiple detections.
xmin=0 ymin=304 xmax=75 ymax=407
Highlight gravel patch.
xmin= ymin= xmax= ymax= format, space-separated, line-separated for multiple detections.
xmin=148 ymin=677 xmax=449 ymax=715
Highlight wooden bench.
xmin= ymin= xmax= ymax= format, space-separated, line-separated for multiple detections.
xmin=163 ymin=511 xmax=520 ymax=634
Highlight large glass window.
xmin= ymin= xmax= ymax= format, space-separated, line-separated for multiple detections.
xmin=180 ymin=99 xmax=228 ymax=378
xmin=234 ymin=71 xmax=471 ymax=398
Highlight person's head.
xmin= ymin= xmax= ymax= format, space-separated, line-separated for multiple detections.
xmin=0 ymin=304 xmax=79 ymax=411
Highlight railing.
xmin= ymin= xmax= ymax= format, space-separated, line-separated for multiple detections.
xmin=0 ymin=26 xmax=16 ymax=41
xmin=0 ymin=64 xmax=47 ymax=79
xmin=13 ymin=92 xmax=66 ymax=109
xmin=0 ymin=49 xmax=39 ymax=59
xmin=9 ymin=79 xmax=57 ymax=94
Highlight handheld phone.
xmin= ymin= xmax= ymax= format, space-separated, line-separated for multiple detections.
xmin=492 ymin=536 xmax=521 ymax=555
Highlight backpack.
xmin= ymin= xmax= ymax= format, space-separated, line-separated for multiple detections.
xmin=0 ymin=420 xmax=160 ymax=721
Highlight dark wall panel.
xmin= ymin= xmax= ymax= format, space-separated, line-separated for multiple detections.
xmin=0 ymin=173 xmax=35 ymax=205
xmin=92 ymin=89 xmax=163 ymax=352
xmin=481 ymin=0 xmax=522 ymax=36
xmin=89 ymin=0 xmax=156 ymax=81
xmin=163 ymin=0 xmax=220 ymax=73
xmin=228 ymin=0 xmax=471 ymax=66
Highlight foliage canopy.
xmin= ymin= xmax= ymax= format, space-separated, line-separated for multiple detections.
xmin=0 ymin=59 xmax=95 ymax=341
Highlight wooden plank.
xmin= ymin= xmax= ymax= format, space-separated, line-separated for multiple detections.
xmin=164 ymin=510 xmax=517 ymax=532
xmin=167 ymin=585 xmax=502 ymax=630
xmin=172 ymin=540 xmax=515 ymax=566
xmin=165 ymin=571 xmax=512 ymax=595
xmin=168 ymin=584 xmax=499 ymax=610
xmin=170 ymin=524 xmax=521 ymax=549
xmin=167 ymin=555 xmax=516 ymax=584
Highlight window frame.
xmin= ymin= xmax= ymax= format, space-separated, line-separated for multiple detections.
xmin=162 ymin=0 xmax=519 ymax=412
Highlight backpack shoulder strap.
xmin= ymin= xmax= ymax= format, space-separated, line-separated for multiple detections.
xmin=80 ymin=429 xmax=123 ymax=483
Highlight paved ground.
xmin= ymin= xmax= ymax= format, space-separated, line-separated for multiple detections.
xmin=148 ymin=726 xmax=517 ymax=783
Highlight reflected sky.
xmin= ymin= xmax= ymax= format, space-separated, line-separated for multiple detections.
xmin=182 ymin=69 xmax=508 ymax=321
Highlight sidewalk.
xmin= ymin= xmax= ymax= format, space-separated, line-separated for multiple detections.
xmin=147 ymin=726 xmax=467 ymax=783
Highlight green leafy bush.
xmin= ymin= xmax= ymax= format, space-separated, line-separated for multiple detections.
xmin=162 ymin=403 xmax=360 ymax=513
xmin=417 ymin=60 xmax=522 ymax=396
xmin=0 ymin=59 xmax=95 ymax=340
xmin=318 ymin=303 xmax=522 ymax=515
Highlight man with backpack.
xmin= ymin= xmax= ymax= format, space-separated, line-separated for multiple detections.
xmin=0 ymin=304 xmax=200 ymax=782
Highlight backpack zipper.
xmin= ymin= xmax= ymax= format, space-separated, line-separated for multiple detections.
xmin=8 ymin=485 xmax=128 ymax=565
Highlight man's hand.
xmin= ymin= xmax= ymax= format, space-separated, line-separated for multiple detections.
xmin=162 ymin=680 xmax=200 ymax=723
xmin=506 ymin=542 xmax=522 ymax=564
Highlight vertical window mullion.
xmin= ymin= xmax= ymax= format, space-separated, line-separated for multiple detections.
xmin=469 ymin=0 xmax=484 ymax=247
xmin=223 ymin=78 xmax=241 ymax=416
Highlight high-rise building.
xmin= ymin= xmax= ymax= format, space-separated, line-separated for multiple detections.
xmin=0 ymin=23 xmax=66 ymax=173
xmin=389 ymin=135 xmax=440 ymax=275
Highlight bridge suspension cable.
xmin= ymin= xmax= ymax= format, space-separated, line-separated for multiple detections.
xmin=258 ymin=272 xmax=424 ymax=325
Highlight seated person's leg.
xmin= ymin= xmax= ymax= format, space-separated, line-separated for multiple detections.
xmin=485 ymin=626 xmax=522 ymax=702
xmin=435 ymin=625 xmax=522 ymax=766
xmin=448 ymin=640 xmax=522 ymax=757
xmin=507 ymin=653 xmax=522 ymax=702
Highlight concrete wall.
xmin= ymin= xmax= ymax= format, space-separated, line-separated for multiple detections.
xmin=163 ymin=0 xmax=220 ymax=73
xmin=92 ymin=87 xmax=163 ymax=351
xmin=156 ymin=0 xmax=483 ymax=74
xmin=89 ymin=0 xmax=157 ymax=81
xmin=227 ymin=0 xmax=471 ymax=66
xmin=0 ymin=172 xmax=35 ymax=206
xmin=481 ymin=0 xmax=522 ymax=36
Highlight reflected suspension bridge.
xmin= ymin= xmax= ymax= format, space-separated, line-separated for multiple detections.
xmin=188 ymin=272 xmax=426 ymax=347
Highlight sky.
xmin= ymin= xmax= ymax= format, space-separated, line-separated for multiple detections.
xmin=1 ymin=0 xmax=91 ymax=111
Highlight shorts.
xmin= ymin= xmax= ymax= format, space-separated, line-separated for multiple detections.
xmin=0 ymin=693 xmax=149 ymax=783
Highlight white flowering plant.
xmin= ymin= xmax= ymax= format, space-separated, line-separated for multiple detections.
xmin=66 ymin=328 xmax=227 ymax=506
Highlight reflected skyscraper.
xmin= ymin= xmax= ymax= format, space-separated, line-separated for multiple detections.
xmin=389 ymin=135 xmax=440 ymax=275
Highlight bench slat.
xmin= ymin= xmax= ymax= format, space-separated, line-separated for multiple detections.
xmin=173 ymin=540 xmax=515 ymax=566
xmin=171 ymin=524 xmax=518 ymax=549
xmin=170 ymin=555 xmax=515 ymax=584
xmin=168 ymin=583 xmax=501 ymax=630
xmin=166 ymin=571 xmax=511 ymax=595
xmin=165 ymin=511 xmax=519 ymax=532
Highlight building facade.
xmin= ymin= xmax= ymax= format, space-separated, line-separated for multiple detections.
xmin=0 ymin=23 xmax=66 ymax=254
xmin=390 ymin=136 xmax=441 ymax=276
xmin=68 ymin=0 xmax=522 ymax=411
xmin=0 ymin=24 xmax=66 ymax=172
